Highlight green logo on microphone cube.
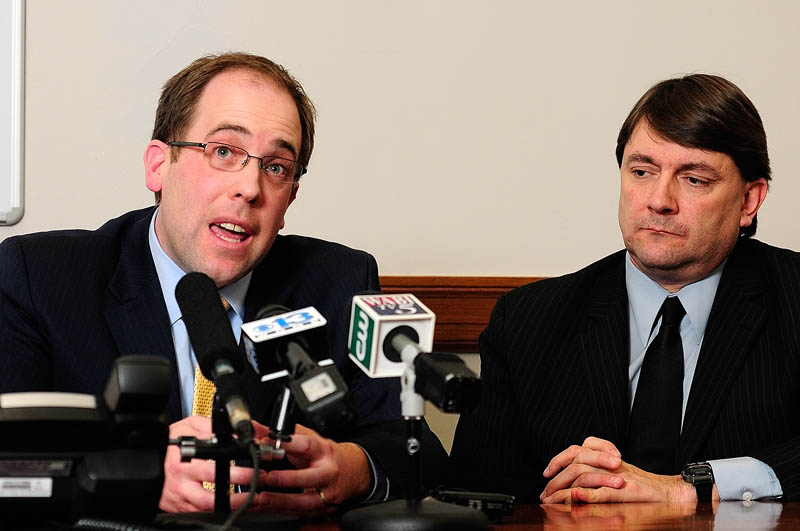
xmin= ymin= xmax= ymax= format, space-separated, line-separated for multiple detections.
xmin=349 ymin=304 xmax=375 ymax=373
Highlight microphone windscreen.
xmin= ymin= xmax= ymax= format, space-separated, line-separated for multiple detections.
xmin=175 ymin=272 xmax=241 ymax=378
xmin=255 ymin=304 xmax=291 ymax=320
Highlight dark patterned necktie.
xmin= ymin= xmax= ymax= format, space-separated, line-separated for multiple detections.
xmin=625 ymin=296 xmax=686 ymax=474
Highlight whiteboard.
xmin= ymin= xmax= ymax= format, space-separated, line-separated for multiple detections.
xmin=0 ymin=0 xmax=23 ymax=225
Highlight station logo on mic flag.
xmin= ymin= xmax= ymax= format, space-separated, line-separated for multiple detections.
xmin=349 ymin=303 xmax=376 ymax=373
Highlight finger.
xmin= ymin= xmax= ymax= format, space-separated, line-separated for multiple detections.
xmin=293 ymin=424 xmax=316 ymax=437
xmin=168 ymin=415 xmax=213 ymax=437
xmin=571 ymin=486 xmax=627 ymax=504
xmin=569 ymin=447 xmax=622 ymax=472
xmin=249 ymin=489 xmax=338 ymax=515
xmin=541 ymin=463 xmax=599 ymax=499
xmin=543 ymin=445 xmax=583 ymax=478
xmin=266 ymin=465 xmax=333 ymax=491
xmin=541 ymin=460 xmax=623 ymax=500
xmin=164 ymin=454 xmax=218 ymax=485
xmin=229 ymin=465 xmax=268 ymax=486
xmin=279 ymin=433 xmax=330 ymax=468
xmin=159 ymin=474 xmax=216 ymax=513
xmin=572 ymin=472 xmax=625 ymax=490
xmin=252 ymin=423 xmax=273 ymax=441
xmin=581 ymin=436 xmax=621 ymax=457
xmin=187 ymin=459 xmax=220 ymax=483
xmin=540 ymin=488 xmax=572 ymax=505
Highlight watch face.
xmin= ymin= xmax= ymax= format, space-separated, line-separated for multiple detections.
xmin=683 ymin=462 xmax=714 ymax=484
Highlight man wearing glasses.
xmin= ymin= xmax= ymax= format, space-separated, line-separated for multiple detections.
xmin=0 ymin=53 xmax=446 ymax=514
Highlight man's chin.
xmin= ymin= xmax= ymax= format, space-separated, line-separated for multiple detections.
xmin=196 ymin=264 xmax=252 ymax=288
xmin=629 ymin=249 xmax=689 ymax=273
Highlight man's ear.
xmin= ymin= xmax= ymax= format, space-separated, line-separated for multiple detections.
xmin=739 ymin=178 xmax=768 ymax=229
xmin=144 ymin=140 xmax=169 ymax=193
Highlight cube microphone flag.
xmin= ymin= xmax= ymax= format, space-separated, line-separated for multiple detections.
xmin=347 ymin=294 xmax=435 ymax=378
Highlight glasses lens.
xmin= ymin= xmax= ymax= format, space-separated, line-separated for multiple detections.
xmin=205 ymin=143 xmax=246 ymax=171
xmin=261 ymin=157 xmax=300 ymax=185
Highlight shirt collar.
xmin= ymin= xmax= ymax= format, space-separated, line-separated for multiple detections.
xmin=625 ymin=252 xmax=725 ymax=347
xmin=148 ymin=208 xmax=251 ymax=324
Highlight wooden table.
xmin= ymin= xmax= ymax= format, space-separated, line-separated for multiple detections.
xmin=301 ymin=502 xmax=797 ymax=530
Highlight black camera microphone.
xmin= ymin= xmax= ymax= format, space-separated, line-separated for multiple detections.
xmin=242 ymin=305 xmax=355 ymax=433
xmin=175 ymin=272 xmax=254 ymax=445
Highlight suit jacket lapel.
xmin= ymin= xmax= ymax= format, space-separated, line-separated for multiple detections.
xmin=103 ymin=210 xmax=182 ymax=422
xmin=678 ymin=243 xmax=768 ymax=463
xmin=578 ymin=254 xmax=631 ymax=444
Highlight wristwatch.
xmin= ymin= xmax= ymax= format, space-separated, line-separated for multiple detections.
xmin=681 ymin=462 xmax=715 ymax=503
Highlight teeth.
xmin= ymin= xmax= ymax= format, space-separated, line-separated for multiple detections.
xmin=219 ymin=222 xmax=246 ymax=233
xmin=217 ymin=234 xmax=241 ymax=243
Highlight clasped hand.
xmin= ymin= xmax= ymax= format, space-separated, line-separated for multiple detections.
xmin=539 ymin=436 xmax=695 ymax=504
xmin=159 ymin=416 xmax=371 ymax=514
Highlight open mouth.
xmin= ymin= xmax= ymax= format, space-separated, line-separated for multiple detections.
xmin=210 ymin=222 xmax=250 ymax=243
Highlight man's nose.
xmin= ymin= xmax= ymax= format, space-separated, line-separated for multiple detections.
xmin=647 ymin=175 xmax=678 ymax=214
xmin=230 ymin=159 xmax=263 ymax=203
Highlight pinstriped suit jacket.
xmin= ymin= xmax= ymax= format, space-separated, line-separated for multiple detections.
xmin=0 ymin=207 xmax=447 ymax=492
xmin=450 ymin=238 xmax=800 ymax=501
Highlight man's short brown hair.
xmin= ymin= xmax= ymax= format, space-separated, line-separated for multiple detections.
xmin=615 ymin=74 xmax=770 ymax=237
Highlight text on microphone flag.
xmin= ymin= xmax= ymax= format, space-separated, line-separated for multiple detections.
xmin=242 ymin=306 xmax=327 ymax=343
xmin=360 ymin=295 xmax=429 ymax=316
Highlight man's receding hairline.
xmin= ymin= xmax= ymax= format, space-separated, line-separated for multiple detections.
xmin=176 ymin=67 xmax=301 ymax=151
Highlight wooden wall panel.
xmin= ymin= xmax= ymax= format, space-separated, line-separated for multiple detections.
xmin=379 ymin=276 xmax=541 ymax=352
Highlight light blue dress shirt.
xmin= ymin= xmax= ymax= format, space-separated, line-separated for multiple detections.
xmin=625 ymin=253 xmax=782 ymax=500
xmin=148 ymin=209 xmax=251 ymax=417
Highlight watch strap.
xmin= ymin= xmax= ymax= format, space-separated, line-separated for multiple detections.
xmin=694 ymin=478 xmax=713 ymax=503
xmin=681 ymin=462 xmax=714 ymax=503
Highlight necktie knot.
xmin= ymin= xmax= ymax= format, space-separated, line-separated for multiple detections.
xmin=660 ymin=296 xmax=686 ymax=329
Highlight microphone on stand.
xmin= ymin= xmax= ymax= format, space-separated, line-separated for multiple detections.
xmin=175 ymin=272 xmax=254 ymax=445
xmin=340 ymin=293 xmax=488 ymax=531
xmin=241 ymin=305 xmax=355 ymax=436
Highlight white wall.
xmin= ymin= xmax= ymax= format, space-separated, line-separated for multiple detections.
xmin=3 ymin=0 xmax=798 ymax=276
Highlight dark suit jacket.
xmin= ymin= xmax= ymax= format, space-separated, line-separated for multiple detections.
xmin=450 ymin=238 xmax=800 ymax=501
xmin=0 ymin=207 xmax=446 ymax=493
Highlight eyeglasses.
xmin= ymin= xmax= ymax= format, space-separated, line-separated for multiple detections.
xmin=168 ymin=141 xmax=307 ymax=185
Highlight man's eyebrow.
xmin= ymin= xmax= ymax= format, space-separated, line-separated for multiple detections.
xmin=625 ymin=154 xmax=722 ymax=179
xmin=208 ymin=123 xmax=250 ymax=137
xmin=208 ymin=123 xmax=298 ymax=160
xmin=274 ymin=139 xmax=298 ymax=160
xmin=675 ymin=162 xmax=722 ymax=179
xmin=625 ymin=153 xmax=657 ymax=166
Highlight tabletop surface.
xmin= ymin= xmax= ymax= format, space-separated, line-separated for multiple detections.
xmin=299 ymin=501 xmax=795 ymax=530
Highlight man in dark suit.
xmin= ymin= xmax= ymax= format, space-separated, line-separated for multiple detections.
xmin=0 ymin=53 xmax=445 ymax=513
xmin=451 ymin=74 xmax=799 ymax=504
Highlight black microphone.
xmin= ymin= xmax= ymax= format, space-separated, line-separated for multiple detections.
xmin=242 ymin=305 xmax=355 ymax=433
xmin=175 ymin=272 xmax=254 ymax=445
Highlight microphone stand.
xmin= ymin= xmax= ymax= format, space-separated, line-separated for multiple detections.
xmin=340 ymin=348 xmax=488 ymax=531
xmin=211 ymin=394 xmax=234 ymax=513
xmin=161 ymin=390 xmax=299 ymax=531
xmin=269 ymin=385 xmax=296 ymax=448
